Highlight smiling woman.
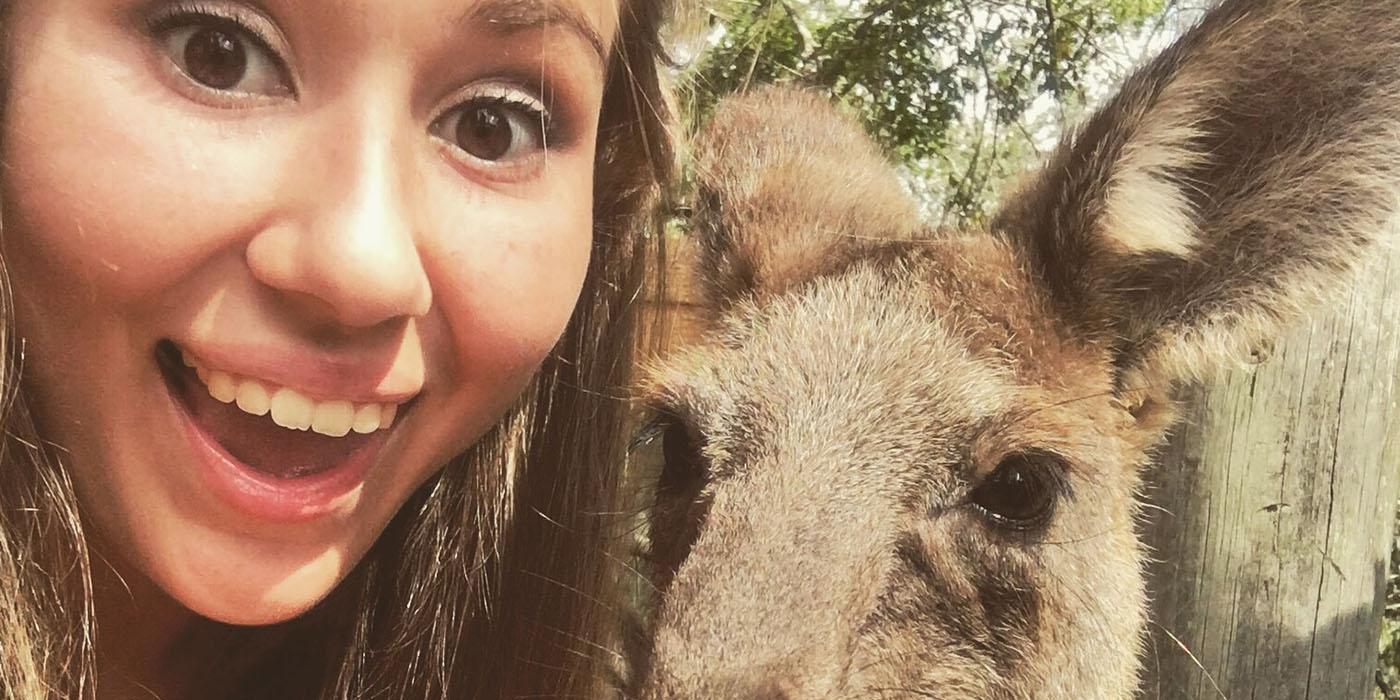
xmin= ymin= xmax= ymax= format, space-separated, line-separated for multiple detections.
xmin=0 ymin=0 xmax=671 ymax=698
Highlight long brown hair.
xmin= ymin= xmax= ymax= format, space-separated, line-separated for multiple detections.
xmin=0 ymin=0 xmax=674 ymax=697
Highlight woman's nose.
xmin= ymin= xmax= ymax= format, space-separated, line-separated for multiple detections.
xmin=246 ymin=108 xmax=432 ymax=330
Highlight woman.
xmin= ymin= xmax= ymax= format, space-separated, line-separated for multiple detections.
xmin=0 ymin=0 xmax=672 ymax=697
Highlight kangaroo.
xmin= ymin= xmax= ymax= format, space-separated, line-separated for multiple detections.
xmin=628 ymin=1 xmax=1400 ymax=697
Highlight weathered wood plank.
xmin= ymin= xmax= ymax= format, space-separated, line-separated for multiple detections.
xmin=642 ymin=232 xmax=708 ymax=356
xmin=1140 ymin=242 xmax=1400 ymax=699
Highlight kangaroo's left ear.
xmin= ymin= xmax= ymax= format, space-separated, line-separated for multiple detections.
xmin=993 ymin=0 xmax=1400 ymax=388
xmin=689 ymin=86 xmax=924 ymax=309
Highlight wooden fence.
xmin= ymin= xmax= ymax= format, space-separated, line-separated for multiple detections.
xmin=1140 ymin=242 xmax=1400 ymax=698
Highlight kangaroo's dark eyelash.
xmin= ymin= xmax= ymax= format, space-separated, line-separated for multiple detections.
xmin=629 ymin=403 xmax=694 ymax=455
xmin=629 ymin=417 xmax=668 ymax=454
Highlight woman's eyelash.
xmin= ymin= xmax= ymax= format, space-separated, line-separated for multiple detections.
xmin=469 ymin=93 xmax=554 ymax=137
xmin=145 ymin=5 xmax=572 ymax=157
xmin=146 ymin=1 xmax=283 ymax=61
xmin=445 ymin=86 xmax=567 ymax=154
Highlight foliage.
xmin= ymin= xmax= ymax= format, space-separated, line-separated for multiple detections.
xmin=1379 ymin=503 xmax=1400 ymax=699
xmin=676 ymin=0 xmax=1178 ymax=224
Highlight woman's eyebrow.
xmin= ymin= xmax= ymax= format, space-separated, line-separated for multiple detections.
xmin=466 ymin=0 xmax=608 ymax=68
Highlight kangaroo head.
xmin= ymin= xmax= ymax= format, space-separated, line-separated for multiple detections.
xmin=631 ymin=2 xmax=1400 ymax=698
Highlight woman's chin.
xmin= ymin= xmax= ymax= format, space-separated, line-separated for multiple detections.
xmin=148 ymin=534 xmax=353 ymax=627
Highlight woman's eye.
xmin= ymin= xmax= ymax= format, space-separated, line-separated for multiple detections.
xmin=432 ymin=96 xmax=551 ymax=164
xmin=159 ymin=18 xmax=291 ymax=98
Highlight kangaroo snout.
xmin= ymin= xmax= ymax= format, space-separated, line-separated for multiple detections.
xmin=639 ymin=460 xmax=899 ymax=699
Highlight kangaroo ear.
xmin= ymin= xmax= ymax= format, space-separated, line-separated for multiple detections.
xmin=691 ymin=86 xmax=922 ymax=307
xmin=993 ymin=1 xmax=1400 ymax=387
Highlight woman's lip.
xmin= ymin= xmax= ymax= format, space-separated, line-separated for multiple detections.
xmin=162 ymin=360 xmax=388 ymax=524
xmin=174 ymin=339 xmax=424 ymax=405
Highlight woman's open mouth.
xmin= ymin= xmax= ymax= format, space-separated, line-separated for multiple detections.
xmin=155 ymin=340 xmax=407 ymax=522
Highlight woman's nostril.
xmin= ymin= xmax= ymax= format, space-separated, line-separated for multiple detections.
xmin=245 ymin=224 xmax=432 ymax=328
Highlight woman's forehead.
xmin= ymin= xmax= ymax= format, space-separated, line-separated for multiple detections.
xmin=253 ymin=0 xmax=620 ymax=54
xmin=457 ymin=0 xmax=617 ymax=60
xmin=6 ymin=0 xmax=624 ymax=65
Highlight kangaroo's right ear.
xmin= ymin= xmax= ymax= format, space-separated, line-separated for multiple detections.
xmin=690 ymin=86 xmax=923 ymax=308
xmin=994 ymin=0 xmax=1400 ymax=390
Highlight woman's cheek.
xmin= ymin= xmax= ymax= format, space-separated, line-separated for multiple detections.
xmin=424 ymin=170 xmax=595 ymax=385
xmin=1 ymin=69 xmax=294 ymax=309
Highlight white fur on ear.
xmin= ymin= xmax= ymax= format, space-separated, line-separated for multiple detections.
xmin=993 ymin=0 xmax=1400 ymax=389
xmin=1099 ymin=99 xmax=1209 ymax=256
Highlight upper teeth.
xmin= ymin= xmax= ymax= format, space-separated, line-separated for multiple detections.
xmin=183 ymin=351 xmax=400 ymax=437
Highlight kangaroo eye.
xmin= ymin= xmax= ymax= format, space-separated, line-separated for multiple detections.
xmin=631 ymin=414 xmax=707 ymax=500
xmin=657 ymin=419 xmax=706 ymax=498
xmin=969 ymin=452 xmax=1066 ymax=531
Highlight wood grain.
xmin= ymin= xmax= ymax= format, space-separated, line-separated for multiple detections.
xmin=1140 ymin=242 xmax=1400 ymax=699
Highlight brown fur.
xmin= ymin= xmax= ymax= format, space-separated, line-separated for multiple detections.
xmin=630 ymin=1 xmax=1400 ymax=697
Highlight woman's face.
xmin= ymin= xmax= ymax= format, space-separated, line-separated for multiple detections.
xmin=1 ymin=0 xmax=614 ymax=624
